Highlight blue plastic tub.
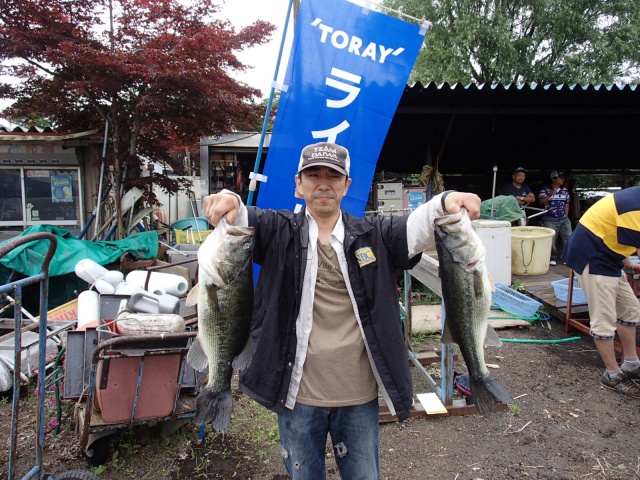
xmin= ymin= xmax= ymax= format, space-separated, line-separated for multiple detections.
xmin=492 ymin=283 xmax=542 ymax=317
xmin=171 ymin=217 xmax=210 ymax=231
xmin=551 ymin=278 xmax=588 ymax=304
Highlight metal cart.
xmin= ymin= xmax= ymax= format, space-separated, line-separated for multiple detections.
xmin=75 ymin=330 xmax=199 ymax=466
xmin=1 ymin=232 xmax=98 ymax=480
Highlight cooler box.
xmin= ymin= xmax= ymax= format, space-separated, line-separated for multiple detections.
xmin=471 ymin=220 xmax=512 ymax=286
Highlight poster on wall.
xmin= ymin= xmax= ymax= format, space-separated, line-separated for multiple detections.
xmin=51 ymin=174 xmax=73 ymax=203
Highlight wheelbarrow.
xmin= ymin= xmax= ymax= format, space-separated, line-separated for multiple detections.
xmin=75 ymin=330 xmax=199 ymax=466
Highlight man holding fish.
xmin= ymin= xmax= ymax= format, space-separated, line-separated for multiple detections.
xmin=201 ymin=141 xmax=493 ymax=479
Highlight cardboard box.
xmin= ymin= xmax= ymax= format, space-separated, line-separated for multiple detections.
xmin=39 ymin=298 xmax=78 ymax=322
xmin=166 ymin=244 xmax=200 ymax=282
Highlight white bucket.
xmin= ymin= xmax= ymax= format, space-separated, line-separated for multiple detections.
xmin=472 ymin=219 xmax=512 ymax=285
xmin=511 ymin=226 xmax=555 ymax=275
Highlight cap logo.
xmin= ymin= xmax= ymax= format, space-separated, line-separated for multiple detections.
xmin=310 ymin=146 xmax=339 ymax=162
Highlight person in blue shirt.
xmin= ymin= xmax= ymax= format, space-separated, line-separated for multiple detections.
xmin=538 ymin=170 xmax=572 ymax=266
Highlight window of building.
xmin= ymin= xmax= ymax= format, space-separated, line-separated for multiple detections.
xmin=0 ymin=168 xmax=83 ymax=229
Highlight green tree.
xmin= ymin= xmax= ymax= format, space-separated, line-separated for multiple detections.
xmin=383 ymin=0 xmax=640 ymax=85
xmin=0 ymin=0 xmax=275 ymax=220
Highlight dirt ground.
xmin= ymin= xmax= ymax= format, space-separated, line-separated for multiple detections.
xmin=2 ymin=317 xmax=639 ymax=480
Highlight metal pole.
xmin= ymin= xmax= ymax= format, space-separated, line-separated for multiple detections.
xmin=491 ymin=165 xmax=498 ymax=218
xmin=88 ymin=119 xmax=110 ymax=239
xmin=246 ymin=0 xmax=295 ymax=206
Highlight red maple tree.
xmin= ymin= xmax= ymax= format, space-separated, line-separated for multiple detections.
xmin=0 ymin=0 xmax=275 ymax=219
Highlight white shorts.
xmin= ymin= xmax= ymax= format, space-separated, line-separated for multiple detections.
xmin=575 ymin=264 xmax=640 ymax=339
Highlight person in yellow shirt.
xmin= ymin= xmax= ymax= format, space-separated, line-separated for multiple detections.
xmin=563 ymin=186 xmax=640 ymax=398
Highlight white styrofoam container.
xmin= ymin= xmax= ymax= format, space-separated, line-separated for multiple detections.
xmin=472 ymin=220 xmax=512 ymax=286
xmin=376 ymin=199 xmax=404 ymax=216
xmin=375 ymin=182 xmax=403 ymax=200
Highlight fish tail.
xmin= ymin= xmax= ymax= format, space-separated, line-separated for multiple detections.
xmin=469 ymin=375 xmax=514 ymax=415
xmin=195 ymin=389 xmax=233 ymax=432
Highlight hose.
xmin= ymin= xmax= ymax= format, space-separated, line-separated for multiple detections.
xmin=499 ymin=337 xmax=582 ymax=343
xmin=489 ymin=306 xmax=552 ymax=322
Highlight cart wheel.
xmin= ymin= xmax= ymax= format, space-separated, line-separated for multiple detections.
xmin=55 ymin=470 xmax=101 ymax=480
xmin=82 ymin=435 xmax=110 ymax=466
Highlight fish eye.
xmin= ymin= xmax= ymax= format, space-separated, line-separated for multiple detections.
xmin=243 ymin=242 xmax=251 ymax=250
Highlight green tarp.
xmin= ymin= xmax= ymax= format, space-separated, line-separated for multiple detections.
xmin=480 ymin=195 xmax=524 ymax=223
xmin=0 ymin=225 xmax=158 ymax=277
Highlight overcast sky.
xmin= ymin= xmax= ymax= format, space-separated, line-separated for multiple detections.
xmin=0 ymin=0 xmax=293 ymax=126
xmin=216 ymin=0 xmax=294 ymax=98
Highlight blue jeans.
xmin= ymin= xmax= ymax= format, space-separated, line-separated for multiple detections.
xmin=277 ymin=399 xmax=380 ymax=480
xmin=542 ymin=218 xmax=572 ymax=261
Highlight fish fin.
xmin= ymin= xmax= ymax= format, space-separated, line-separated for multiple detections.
xmin=488 ymin=273 xmax=495 ymax=292
xmin=195 ymin=389 xmax=233 ymax=432
xmin=441 ymin=320 xmax=455 ymax=344
xmin=231 ymin=337 xmax=252 ymax=372
xmin=185 ymin=284 xmax=199 ymax=306
xmin=483 ymin=324 xmax=503 ymax=347
xmin=186 ymin=337 xmax=209 ymax=372
xmin=473 ymin=270 xmax=484 ymax=297
xmin=469 ymin=374 xmax=514 ymax=415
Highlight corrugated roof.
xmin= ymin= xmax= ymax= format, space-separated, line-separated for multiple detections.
xmin=0 ymin=128 xmax=101 ymax=143
xmin=380 ymin=81 xmax=640 ymax=182
xmin=409 ymin=82 xmax=638 ymax=92
xmin=400 ymin=82 xmax=640 ymax=114
xmin=0 ymin=125 xmax=54 ymax=133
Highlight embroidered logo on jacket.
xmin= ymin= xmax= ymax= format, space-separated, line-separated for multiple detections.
xmin=355 ymin=247 xmax=376 ymax=267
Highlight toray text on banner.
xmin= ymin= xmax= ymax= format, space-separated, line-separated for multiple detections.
xmin=257 ymin=0 xmax=425 ymax=216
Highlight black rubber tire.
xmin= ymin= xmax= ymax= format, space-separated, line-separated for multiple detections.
xmin=81 ymin=435 xmax=110 ymax=467
xmin=55 ymin=469 xmax=102 ymax=480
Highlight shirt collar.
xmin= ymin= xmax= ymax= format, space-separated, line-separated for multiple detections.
xmin=304 ymin=209 xmax=345 ymax=244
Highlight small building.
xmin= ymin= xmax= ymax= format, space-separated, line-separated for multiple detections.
xmin=199 ymin=132 xmax=271 ymax=204
xmin=0 ymin=126 xmax=103 ymax=241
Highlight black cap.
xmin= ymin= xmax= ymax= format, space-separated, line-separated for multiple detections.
xmin=550 ymin=170 xmax=565 ymax=179
xmin=513 ymin=167 xmax=526 ymax=174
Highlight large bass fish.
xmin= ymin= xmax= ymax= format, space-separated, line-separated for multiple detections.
xmin=186 ymin=218 xmax=254 ymax=432
xmin=435 ymin=210 xmax=513 ymax=415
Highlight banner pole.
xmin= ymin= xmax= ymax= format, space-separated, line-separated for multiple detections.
xmin=247 ymin=0 xmax=295 ymax=207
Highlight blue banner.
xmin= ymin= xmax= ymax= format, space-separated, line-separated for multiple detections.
xmin=256 ymin=0 xmax=424 ymax=216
